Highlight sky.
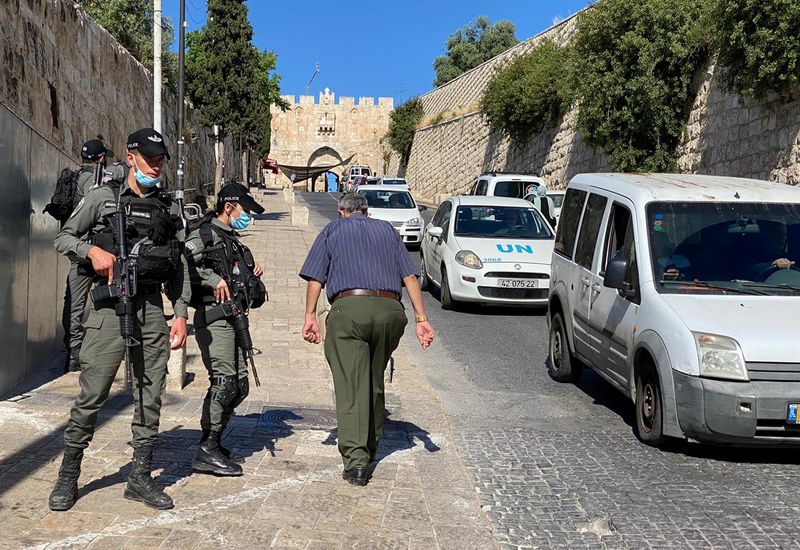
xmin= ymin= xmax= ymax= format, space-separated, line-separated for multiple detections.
xmin=163 ymin=0 xmax=593 ymax=104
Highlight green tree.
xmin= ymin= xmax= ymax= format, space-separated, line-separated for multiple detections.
xmin=386 ymin=98 xmax=424 ymax=168
xmin=711 ymin=0 xmax=800 ymax=101
xmin=480 ymin=40 xmax=571 ymax=142
xmin=77 ymin=0 xmax=178 ymax=91
xmin=245 ymin=49 xmax=289 ymax=158
xmin=572 ymin=0 xmax=709 ymax=172
xmin=433 ymin=16 xmax=519 ymax=87
xmin=185 ymin=0 xmax=260 ymax=190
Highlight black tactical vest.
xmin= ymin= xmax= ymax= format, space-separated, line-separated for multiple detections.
xmin=190 ymin=222 xmax=267 ymax=309
xmin=87 ymin=188 xmax=182 ymax=285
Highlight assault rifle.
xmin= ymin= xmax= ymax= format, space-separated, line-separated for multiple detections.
xmin=205 ymin=298 xmax=261 ymax=386
xmin=89 ymin=201 xmax=138 ymax=389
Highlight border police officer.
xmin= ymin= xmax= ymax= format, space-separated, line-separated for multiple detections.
xmin=300 ymin=193 xmax=435 ymax=486
xmin=62 ymin=139 xmax=114 ymax=372
xmin=48 ymin=128 xmax=190 ymax=511
xmin=185 ymin=183 xmax=266 ymax=476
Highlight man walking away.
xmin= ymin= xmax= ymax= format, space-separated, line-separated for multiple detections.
xmin=300 ymin=193 xmax=435 ymax=486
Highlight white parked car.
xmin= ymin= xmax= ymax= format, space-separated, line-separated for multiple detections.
xmin=378 ymin=177 xmax=410 ymax=190
xmin=469 ymin=171 xmax=546 ymax=198
xmin=358 ymin=185 xmax=426 ymax=247
xmin=420 ymin=196 xmax=555 ymax=309
xmin=548 ymin=173 xmax=800 ymax=446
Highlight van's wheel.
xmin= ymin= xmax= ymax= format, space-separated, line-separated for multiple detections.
xmin=547 ymin=312 xmax=582 ymax=382
xmin=635 ymin=359 xmax=664 ymax=446
xmin=419 ymin=252 xmax=430 ymax=291
xmin=440 ymin=266 xmax=455 ymax=310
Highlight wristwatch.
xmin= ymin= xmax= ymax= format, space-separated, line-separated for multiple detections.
xmin=415 ymin=315 xmax=428 ymax=323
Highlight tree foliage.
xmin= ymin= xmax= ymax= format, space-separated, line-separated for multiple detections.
xmin=711 ymin=0 xmax=800 ymax=101
xmin=386 ymin=98 xmax=424 ymax=166
xmin=433 ymin=16 xmax=519 ymax=87
xmin=572 ymin=0 xmax=709 ymax=172
xmin=185 ymin=0 xmax=258 ymax=139
xmin=77 ymin=0 xmax=178 ymax=91
xmin=480 ymin=40 xmax=571 ymax=142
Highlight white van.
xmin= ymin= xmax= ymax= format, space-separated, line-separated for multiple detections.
xmin=471 ymin=172 xmax=557 ymax=227
xmin=548 ymin=173 xmax=800 ymax=446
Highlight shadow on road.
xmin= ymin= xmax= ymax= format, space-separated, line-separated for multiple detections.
xmin=427 ymin=288 xmax=548 ymax=317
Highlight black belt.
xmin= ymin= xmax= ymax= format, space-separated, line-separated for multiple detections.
xmin=333 ymin=289 xmax=400 ymax=302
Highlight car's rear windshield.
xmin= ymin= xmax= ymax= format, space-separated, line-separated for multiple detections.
xmin=647 ymin=201 xmax=800 ymax=295
xmin=454 ymin=206 xmax=553 ymax=239
xmin=359 ymin=190 xmax=416 ymax=209
xmin=382 ymin=179 xmax=406 ymax=185
xmin=550 ymin=194 xmax=565 ymax=208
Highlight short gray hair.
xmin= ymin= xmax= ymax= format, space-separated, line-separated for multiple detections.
xmin=338 ymin=192 xmax=368 ymax=214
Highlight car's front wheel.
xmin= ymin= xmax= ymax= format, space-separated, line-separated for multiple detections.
xmin=419 ymin=252 xmax=430 ymax=291
xmin=440 ymin=265 xmax=456 ymax=310
xmin=635 ymin=359 xmax=665 ymax=446
xmin=547 ymin=312 xmax=582 ymax=383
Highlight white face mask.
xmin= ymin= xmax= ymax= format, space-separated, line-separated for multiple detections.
xmin=132 ymin=154 xmax=162 ymax=187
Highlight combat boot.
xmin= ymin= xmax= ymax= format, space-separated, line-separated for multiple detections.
xmin=48 ymin=446 xmax=83 ymax=511
xmin=192 ymin=430 xmax=243 ymax=476
xmin=124 ymin=445 xmax=174 ymax=510
xmin=201 ymin=429 xmax=244 ymax=464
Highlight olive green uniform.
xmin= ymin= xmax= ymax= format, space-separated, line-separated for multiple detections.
xmin=324 ymin=297 xmax=407 ymax=470
xmin=61 ymin=165 xmax=99 ymax=353
xmin=54 ymin=181 xmax=191 ymax=449
xmin=185 ymin=219 xmax=250 ymax=433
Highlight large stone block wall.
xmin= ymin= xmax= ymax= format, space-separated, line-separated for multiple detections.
xmin=0 ymin=0 xmax=240 ymax=195
xmin=392 ymin=10 xmax=800 ymax=204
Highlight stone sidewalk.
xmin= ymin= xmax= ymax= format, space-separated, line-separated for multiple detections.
xmin=1 ymin=188 xmax=496 ymax=549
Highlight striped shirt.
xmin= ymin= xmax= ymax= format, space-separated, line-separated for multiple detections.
xmin=300 ymin=213 xmax=420 ymax=301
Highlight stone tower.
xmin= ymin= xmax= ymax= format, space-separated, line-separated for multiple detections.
xmin=268 ymin=88 xmax=394 ymax=190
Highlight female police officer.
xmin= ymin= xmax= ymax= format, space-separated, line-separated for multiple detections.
xmin=185 ymin=182 xmax=266 ymax=476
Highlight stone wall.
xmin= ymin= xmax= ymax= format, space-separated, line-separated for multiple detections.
xmin=269 ymin=89 xmax=393 ymax=189
xmin=0 ymin=0 xmax=242 ymax=393
xmin=392 ymin=9 xmax=800 ymax=204
xmin=0 ymin=0 xmax=240 ymax=196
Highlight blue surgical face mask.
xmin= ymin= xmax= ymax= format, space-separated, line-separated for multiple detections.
xmin=231 ymin=210 xmax=252 ymax=230
xmin=133 ymin=155 xmax=162 ymax=188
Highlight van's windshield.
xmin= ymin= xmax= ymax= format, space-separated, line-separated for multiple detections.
xmin=647 ymin=202 xmax=800 ymax=295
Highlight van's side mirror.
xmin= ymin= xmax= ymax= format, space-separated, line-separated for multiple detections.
xmin=604 ymin=251 xmax=636 ymax=298
xmin=427 ymin=226 xmax=443 ymax=239
xmin=419 ymin=205 xmax=428 ymax=211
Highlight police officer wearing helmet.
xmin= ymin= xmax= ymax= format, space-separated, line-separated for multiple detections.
xmin=62 ymin=139 xmax=114 ymax=372
xmin=185 ymin=182 xmax=266 ymax=476
xmin=49 ymin=128 xmax=190 ymax=512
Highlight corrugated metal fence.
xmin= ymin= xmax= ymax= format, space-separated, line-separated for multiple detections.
xmin=0 ymin=102 xmax=72 ymax=395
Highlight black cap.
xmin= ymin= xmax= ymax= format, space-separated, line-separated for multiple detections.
xmin=217 ymin=182 xmax=265 ymax=215
xmin=81 ymin=139 xmax=114 ymax=161
xmin=126 ymin=128 xmax=170 ymax=159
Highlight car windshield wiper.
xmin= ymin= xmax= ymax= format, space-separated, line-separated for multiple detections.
xmin=735 ymin=281 xmax=800 ymax=293
xmin=659 ymin=279 xmax=768 ymax=295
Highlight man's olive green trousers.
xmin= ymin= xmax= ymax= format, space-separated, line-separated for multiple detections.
xmin=324 ymin=296 xmax=407 ymax=470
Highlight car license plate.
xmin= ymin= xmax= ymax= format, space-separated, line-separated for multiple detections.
xmin=788 ymin=403 xmax=799 ymax=424
xmin=497 ymin=279 xmax=538 ymax=288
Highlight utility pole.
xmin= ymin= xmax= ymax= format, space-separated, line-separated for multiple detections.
xmin=306 ymin=62 xmax=320 ymax=96
xmin=398 ymin=83 xmax=406 ymax=104
xmin=153 ymin=0 xmax=163 ymax=132
xmin=175 ymin=0 xmax=186 ymax=218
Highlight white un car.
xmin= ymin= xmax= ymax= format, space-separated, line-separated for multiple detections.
xmin=358 ymin=185 xmax=426 ymax=247
xmin=548 ymin=173 xmax=800 ymax=447
xmin=420 ymin=196 xmax=555 ymax=308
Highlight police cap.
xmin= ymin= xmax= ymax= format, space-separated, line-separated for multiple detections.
xmin=81 ymin=139 xmax=114 ymax=161
xmin=217 ymin=182 xmax=265 ymax=215
xmin=126 ymin=128 xmax=170 ymax=159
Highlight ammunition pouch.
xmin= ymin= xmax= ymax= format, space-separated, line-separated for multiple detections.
xmin=133 ymin=240 xmax=182 ymax=285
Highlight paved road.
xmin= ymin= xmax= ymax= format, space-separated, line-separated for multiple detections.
xmin=298 ymin=192 xmax=800 ymax=550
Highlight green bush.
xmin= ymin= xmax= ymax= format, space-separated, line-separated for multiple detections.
xmin=386 ymin=98 xmax=424 ymax=166
xmin=712 ymin=0 xmax=800 ymax=101
xmin=572 ymin=0 xmax=709 ymax=172
xmin=480 ymin=40 xmax=571 ymax=142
